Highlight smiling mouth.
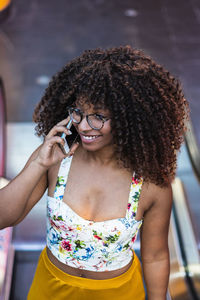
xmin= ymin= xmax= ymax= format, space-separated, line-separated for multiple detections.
xmin=79 ymin=134 xmax=102 ymax=142
xmin=81 ymin=135 xmax=101 ymax=140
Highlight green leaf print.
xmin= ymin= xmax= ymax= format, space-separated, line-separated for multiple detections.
xmin=123 ymin=243 xmax=129 ymax=250
xmin=133 ymin=191 xmax=140 ymax=202
xmin=75 ymin=240 xmax=86 ymax=250
xmin=53 ymin=215 xmax=64 ymax=221
xmin=56 ymin=176 xmax=65 ymax=187
xmin=105 ymin=234 xmax=119 ymax=243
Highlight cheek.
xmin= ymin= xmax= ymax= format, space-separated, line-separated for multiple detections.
xmin=102 ymin=121 xmax=112 ymax=134
xmin=107 ymin=126 xmax=113 ymax=138
xmin=105 ymin=123 xmax=113 ymax=134
xmin=103 ymin=128 xmax=113 ymax=142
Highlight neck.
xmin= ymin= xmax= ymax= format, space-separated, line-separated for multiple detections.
xmin=80 ymin=145 xmax=117 ymax=167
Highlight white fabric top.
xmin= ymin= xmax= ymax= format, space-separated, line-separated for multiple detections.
xmin=46 ymin=142 xmax=143 ymax=271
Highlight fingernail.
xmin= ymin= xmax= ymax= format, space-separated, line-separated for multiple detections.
xmin=68 ymin=130 xmax=72 ymax=135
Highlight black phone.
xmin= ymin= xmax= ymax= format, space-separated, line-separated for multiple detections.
xmin=59 ymin=119 xmax=79 ymax=155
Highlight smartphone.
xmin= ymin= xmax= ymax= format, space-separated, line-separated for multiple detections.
xmin=59 ymin=119 xmax=79 ymax=155
xmin=59 ymin=119 xmax=73 ymax=155
xmin=60 ymin=119 xmax=73 ymax=139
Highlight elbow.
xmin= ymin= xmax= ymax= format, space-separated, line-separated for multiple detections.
xmin=141 ymin=246 xmax=170 ymax=264
xmin=0 ymin=213 xmax=20 ymax=230
xmin=0 ymin=218 xmax=14 ymax=230
xmin=0 ymin=223 xmax=11 ymax=230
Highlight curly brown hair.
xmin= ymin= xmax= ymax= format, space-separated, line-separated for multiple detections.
xmin=33 ymin=45 xmax=190 ymax=187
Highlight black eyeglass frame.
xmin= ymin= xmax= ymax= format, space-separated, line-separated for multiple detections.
xmin=68 ymin=107 xmax=110 ymax=130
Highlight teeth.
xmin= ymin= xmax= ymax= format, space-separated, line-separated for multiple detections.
xmin=83 ymin=135 xmax=99 ymax=140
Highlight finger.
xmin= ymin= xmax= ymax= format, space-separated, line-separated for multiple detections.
xmin=45 ymin=136 xmax=67 ymax=157
xmin=45 ymin=136 xmax=65 ymax=148
xmin=58 ymin=143 xmax=67 ymax=156
xmin=56 ymin=116 xmax=71 ymax=126
xmin=46 ymin=125 xmax=72 ymax=139
xmin=67 ymin=142 xmax=79 ymax=157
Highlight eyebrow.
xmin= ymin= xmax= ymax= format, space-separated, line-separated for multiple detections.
xmin=75 ymin=106 xmax=109 ymax=116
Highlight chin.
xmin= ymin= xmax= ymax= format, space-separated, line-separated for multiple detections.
xmin=81 ymin=141 xmax=113 ymax=153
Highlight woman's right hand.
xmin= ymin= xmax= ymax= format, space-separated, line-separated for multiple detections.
xmin=34 ymin=117 xmax=79 ymax=169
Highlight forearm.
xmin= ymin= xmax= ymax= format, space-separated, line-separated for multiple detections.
xmin=142 ymin=253 xmax=170 ymax=300
xmin=0 ymin=160 xmax=47 ymax=229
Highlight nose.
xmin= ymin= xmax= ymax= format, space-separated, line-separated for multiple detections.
xmin=77 ymin=116 xmax=91 ymax=131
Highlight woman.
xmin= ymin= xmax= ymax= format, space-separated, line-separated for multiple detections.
xmin=0 ymin=46 xmax=189 ymax=299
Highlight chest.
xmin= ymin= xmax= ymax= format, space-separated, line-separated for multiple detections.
xmin=63 ymin=164 xmax=133 ymax=222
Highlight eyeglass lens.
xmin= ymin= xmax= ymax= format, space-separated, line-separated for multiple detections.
xmin=69 ymin=108 xmax=103 ymax=130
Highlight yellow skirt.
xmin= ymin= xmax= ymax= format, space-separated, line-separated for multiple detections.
xmin=27 ymin=247 xmax=145 ymax=300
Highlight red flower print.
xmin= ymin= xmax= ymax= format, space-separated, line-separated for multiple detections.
xmin=132 ymin=177 xmax=139 ymax=184
xmin=132 ymin=236 xmax=136 ymax=243
xmin=68 ymin=226 xmax=73 ymax=231
xmin=94 ymin=235 xmax=102 ymax=240
xmin=61 ymin=240 xmax=72 ymax=251
xmin=127 ymin=203 xmax=131 ymax=210
xmin=50 ymin=219 xmax=59 ymax=229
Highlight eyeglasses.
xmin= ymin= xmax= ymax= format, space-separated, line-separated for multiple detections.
xmin=68 ymin=107 xmax=110 ymax=130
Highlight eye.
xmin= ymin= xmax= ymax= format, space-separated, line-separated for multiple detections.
xmin=94 ymin=114 xmax=105 ymax=120
xmin=73 ymin=108 xmax=82 ymax=115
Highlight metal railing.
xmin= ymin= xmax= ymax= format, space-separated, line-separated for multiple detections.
xmin=184 ymin=121 xmax=200 ymax=182
xmin=169 ymin=177 xmax=200 ymax=299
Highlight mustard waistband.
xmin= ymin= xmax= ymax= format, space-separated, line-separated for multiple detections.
xmin=41 ymin=246 xmax=140 ymax=289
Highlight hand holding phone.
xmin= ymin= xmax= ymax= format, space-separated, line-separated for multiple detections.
xmin=59 ymin=119 xmax=79 ymax=156
xmin=60 ymin=119 xmax=73 ymax=139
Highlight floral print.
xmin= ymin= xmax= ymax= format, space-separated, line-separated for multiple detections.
xmin=47 ymin=142 xmax=143 ymax=271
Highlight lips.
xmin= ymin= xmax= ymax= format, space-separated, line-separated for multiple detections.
xmin=80 ymin=134 xmax=102 ymax=143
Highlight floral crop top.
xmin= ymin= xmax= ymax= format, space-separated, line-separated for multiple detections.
xmin=47 ymin=142 xmax=144 ymax=272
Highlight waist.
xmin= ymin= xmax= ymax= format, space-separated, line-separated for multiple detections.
xmin=46 ymin=246 xmax=134 ymax=279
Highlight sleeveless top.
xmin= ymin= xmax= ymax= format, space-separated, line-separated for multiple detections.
xmin=46 ymin=142 xmax=144 ymax=272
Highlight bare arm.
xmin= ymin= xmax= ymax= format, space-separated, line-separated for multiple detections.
xmin=141 ymin=183 xmax=173 ymax=300
xmin=0 ymin=118 xmax=79 ymax=229
xmin=6 ymin=148 xmax=48 ymax=227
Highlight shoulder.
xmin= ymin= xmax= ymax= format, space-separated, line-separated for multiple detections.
xmin=140 ymin=182 xmax=173 ymax=259
xmin=146 ymin=181 xmax=172 ymax=200
xmin=142 ymin=180 xmax=173 ymax=219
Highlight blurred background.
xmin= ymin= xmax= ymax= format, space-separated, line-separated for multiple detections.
xmin=0 ymin=0 xmax=199 ymax=299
